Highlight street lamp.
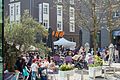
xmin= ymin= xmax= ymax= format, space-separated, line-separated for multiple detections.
xmin=108 ymin=43 xmax=114 ymax=66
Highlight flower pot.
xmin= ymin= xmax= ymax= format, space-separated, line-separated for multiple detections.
xmin=59 ymin=70 xmax=74 ymax=77
xmin=89 ymin=66 xmax=102 ymax=78
xmin=77 ymin=70 xmax=84 ymax=80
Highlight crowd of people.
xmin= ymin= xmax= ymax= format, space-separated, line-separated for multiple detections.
xmin=12 ymin=52 xmax=59 ymax=80
xmin=4 ymin=44 xmax=120 ymax=80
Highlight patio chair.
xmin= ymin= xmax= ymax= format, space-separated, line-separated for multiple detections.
xmin=11 ymin=72 xmax=20 ymax=80
xmin=53 ymin=55 xmax=61 ymax=65
xmin=47 ymin=67 xmax=59 ymax=80
xmin=4 ymin=72 xmax=15 ymax=80
xmin=65 ymin=56 xmax=73 ymax=64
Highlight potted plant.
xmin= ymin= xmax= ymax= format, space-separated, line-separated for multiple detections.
xmin=59 ymin=63 xmax=74 ymax=77
xmin=88 ymin=55 xmax=103 ymax=78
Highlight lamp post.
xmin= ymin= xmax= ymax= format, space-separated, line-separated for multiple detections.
xmin=79 ymin=27 xmax=82 ymax=46
xmin=108 ymin=43 xmax=114 ymax=66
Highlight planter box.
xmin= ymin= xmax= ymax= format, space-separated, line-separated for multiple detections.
xmin=59 ymin=70 xmax=74 ymax=77
xmin=89 ymin=66 xmax=102 ymax=78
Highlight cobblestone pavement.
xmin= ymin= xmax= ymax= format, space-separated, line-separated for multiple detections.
xmin=48 ymin=72 xmax=120 ymax=80
xmin=48 ymin=63 xmax=120 ymax=80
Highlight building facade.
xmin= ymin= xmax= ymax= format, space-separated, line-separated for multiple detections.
xmin=4 ymin=0 xmax=81 ymax=47
xmin=4 ymin=0 xmax=120 ymax=48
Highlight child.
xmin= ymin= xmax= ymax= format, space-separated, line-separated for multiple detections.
xmin=23 ymin=62 xmax=30 ymax=80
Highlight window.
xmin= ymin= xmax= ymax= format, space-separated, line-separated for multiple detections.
xmin=43 ymin=4 xmax=48 ymax=14
xmin=10 ymin=6 xmax=13 ymax=16
xmin=58 ymin=0 xmax=62 ymax=3
xmin=15 ymin=2 xmax=20 ymax=21
xmin=70 ymin=22 xmax=75 ymax=32
xmin=70 ymin=8 xmax=74 ymax=18
xmin=70 ymin=0 xmax=74 ymax=4
xmin=43 ymin=20 xmax=48 ymax=29
xmin=114 ymin=11 xmax=119 ymax=17
xmin=57 ymin=21 xmax=62 ymax=30
xmin=16 ymin=5 xmax=19 ymax=15
xmin=10 ymin=0 xmax=14 ymax=2
xmin=39 ymin=4 xmax=42 ymax=23
xmin=57 ymin=6 xmax=62 ymax=16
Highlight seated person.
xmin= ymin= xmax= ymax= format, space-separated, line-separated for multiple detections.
xmin=47 ymin=58 xmax=57 ymax=72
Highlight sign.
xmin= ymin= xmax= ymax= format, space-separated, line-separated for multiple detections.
xmin=52 ymin=31 xmax=64 ymax=38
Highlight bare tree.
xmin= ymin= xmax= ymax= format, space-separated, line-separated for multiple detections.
xmin=105 ymin=0 xmax=120 ymax=44
xmin=52 ymin=0 xmax=120 ymax=54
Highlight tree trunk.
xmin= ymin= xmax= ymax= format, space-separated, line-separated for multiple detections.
xmin=108 ymin=0 xmax=112 ymax=44
xmin=109 ymin=30 xmax=112 ymax=44
xmin=93 ymin=30 xmax=97 ymax=55
xmin=92 ymin=0 xmax=97 ymax=55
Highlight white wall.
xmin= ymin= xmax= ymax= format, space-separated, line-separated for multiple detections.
xmin=39 ymin=4 xmax=42 ymax=23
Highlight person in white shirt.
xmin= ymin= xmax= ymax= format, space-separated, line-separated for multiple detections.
xmin=31 ymin=60 xmax=39 ymax=80
xmin=115 ymin=48 xmax=119 ymax=63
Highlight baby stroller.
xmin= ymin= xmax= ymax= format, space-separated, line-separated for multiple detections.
xmin=74 ymin=55 xmax=88 ymax=69
xmin=38 ymin=67 xmax=48 ymax=80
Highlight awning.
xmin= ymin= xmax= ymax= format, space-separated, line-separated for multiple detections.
xmin=113 ymin=30 xmax=120 ymax=36
xmin=53 ymin=38 xmax=76 ymax=50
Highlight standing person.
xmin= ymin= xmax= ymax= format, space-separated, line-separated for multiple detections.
xmin=36 ymin=55 xmax=41 ymax=62
xmin=27 ymin=55 xmax=34 ymax=67
xmin=22 ymin=62 xmax=30 ymax=80
xmin=48 ymin=58 xmax=56 ymax=72
xmin=117 ymin=40 xmax=120 ymax=62
xmin=104 ymin=49 xmax=109 ymax=61
xmin=14 ymin=57 xmax=24 ymax=73
xmin=31 ymin=60 xmax=39 ymax=80
xmin=114 ymin=48 xmax=119 ymax=63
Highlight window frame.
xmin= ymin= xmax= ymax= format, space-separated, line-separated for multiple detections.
xmin=10 ymin=6 xmax=14 ymax=16
xmin=70 ymin=22 xmax=75 ymax=32
xmin=57 ymin=7 xmax=62 ymax=16
xmin=16 ymin=5 xmax=19 ymax=15
xmin=43 ymin=20 xmax=48 ymax=29
xmin=57 ymin=21 xmax=62 ymax=30
xmin=114 ymin=10 xmax=119 ymax=17
xmin=70 ymin=0 xmax=74 ymax=5
xmin=70 ymin=8 xmax=74 ymax=17
xmin=43 ymin=4 xmax=48 ymax=14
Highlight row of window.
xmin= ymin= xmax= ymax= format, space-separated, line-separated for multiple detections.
xmin=10 ymin=5 xmax=19 ymax=16
xmin=9 ymin=2 xmax=20 ymax=22
xmin=42 ymin=3 xmax=75 ymax=32
xmin=43 ymin=4 xmax=74 ymax=17
xmin=10 ymin=0 xmax=75 ymax=4
xmin=9 ymin=1 xmax=120 ymax=32
xmin=9 ymin=2 xmax=75 ymax=32
xmin=58 ymin=0 xmax=74 ymax=4
xmin=10 ymin=0 xmax=19 ymax=2
xmin=43 ymin=21 xmax=74 ymax=32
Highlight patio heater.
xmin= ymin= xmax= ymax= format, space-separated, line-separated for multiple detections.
xmin=47 ymin=27 xmax=53 ymax=57
xmin=108 ymin=43 xmax=114 ymax=66
xmin=85 ymin=43 xmax=90 ymax=55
